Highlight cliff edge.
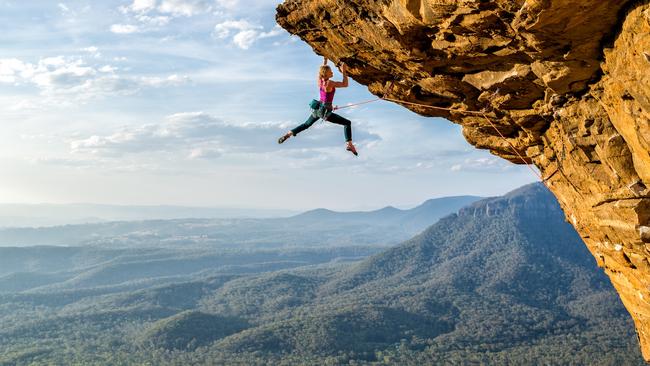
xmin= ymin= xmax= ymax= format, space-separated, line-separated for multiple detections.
xmin=277 ymin=0 xmax=650 ymax=360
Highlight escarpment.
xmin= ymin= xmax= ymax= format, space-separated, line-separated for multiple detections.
xmin=277 ymin=0 xmax=650 ymax=361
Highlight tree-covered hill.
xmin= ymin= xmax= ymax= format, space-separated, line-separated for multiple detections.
xmin=140 ymin=311 xmax=249 ymax=350
xmin=194 ymin=183 xmax=641 ymax=364
xmin=0 ymin=184 xmax=643 ymax=365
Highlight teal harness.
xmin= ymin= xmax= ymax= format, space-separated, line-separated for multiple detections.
xmin=309 ymin=99 xmax=333 ymax=120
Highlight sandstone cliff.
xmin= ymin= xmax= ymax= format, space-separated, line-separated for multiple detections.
xmin=276 ymin=0 xmax=650 ymax=361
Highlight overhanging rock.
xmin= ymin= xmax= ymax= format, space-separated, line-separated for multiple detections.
xmin=277 ymin=0 xmax=650 ymax=361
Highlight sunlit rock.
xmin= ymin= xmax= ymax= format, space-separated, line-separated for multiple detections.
xmin=277 ymin=0 xmax=650 ymax=360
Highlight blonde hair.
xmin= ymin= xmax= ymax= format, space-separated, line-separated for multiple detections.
xmin=318 ymin=65 xmax=332 ymax=80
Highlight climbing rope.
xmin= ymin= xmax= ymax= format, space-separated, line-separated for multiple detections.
xmin=335 ymin=89 xmax=547 ymax=185
xmin=333 ymin=79 xmax=395 ymax=111
xmin=324 ymin=57 xmax=545 ymax=184
xmin=333 ymin=97 xmax=382 ymax=110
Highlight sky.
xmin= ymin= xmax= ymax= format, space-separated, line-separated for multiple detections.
xmin=0 ymin=0 xmax=537 ymax=211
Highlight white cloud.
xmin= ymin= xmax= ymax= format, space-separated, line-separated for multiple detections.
xmin=188 ymin=147 xmax=223 ymax=159
xmin=30 ymin=58 xmax=96 ymax=89
xmin=117 ymin=0 xmax=207 ymax=34
xmin=135 ymin=14 xmax=171 ymax=26
xmin=99 ymin=65 xmax=116 ymax=73
xmin=122 ymin=0 xmax=212 ymax=17
xmin=110 ymin=24 xmax=140 ymax=34
xmin=215 ymin=0 xmax=238 ymax=9
xmin=0 ymin=56 xmax=189 ymax=103
xmin=449 ymin=157 xmax=512 ymax=173
xmin=81 ymin=46 xmax=101 ymax=58
xmin=139 ymin=74 xmax=190 ymax=87
xmin=0 ymin=58 xmax=28 ymax=83
xmin=213 ymin=20 xmax=259 ymax=38
xmin=158 ymin=0 xmax=212 ymax=16
xmin=69 ymin=112 xmax=381 ymax=162
xmin=213 ymin=21 xmax=282 ymax=49
xmin=232 ymin=29 xmax=259 ymax=49
xmin=58 ymin=3 xmax=70 ymax=13
xmin=131 ymin=0 xmax=157 ymax=12
xmin=70 ymin=112 xmax=224 ymax=156
xmin=115 ymin=0 xmax=281 ymax=38
xmin=71 ymin=112 xmax=275 ymax=156
xmin=82 ymin=46 xmax=98 ymax=53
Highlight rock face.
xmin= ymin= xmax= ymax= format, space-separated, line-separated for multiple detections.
xmin=276 ymin=0 xmax=650 ymax=361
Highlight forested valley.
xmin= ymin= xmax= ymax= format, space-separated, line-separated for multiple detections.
xmin=0 ymin=186 xmax=642 ymax=365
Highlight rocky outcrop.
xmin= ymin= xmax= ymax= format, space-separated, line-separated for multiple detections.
xmin=277 ymin=0 xmax=650 ymax=361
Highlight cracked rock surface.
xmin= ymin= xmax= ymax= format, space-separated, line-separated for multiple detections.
xmin=277 ymin=0 xmax=650 ymax=361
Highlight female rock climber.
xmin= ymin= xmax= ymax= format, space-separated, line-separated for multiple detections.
xmin=277 ymin=58 xmax=358 ymax=156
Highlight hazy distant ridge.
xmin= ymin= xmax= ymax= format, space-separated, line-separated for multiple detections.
xmin=289 ymin=195 xmax=482 ymax=230
xmin=0 ymin=203 xmax=299 ymax=228
xmin=0 ymin=196 xmax=483 ymax=247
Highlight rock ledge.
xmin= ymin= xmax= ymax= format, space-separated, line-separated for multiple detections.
xmin=278 ymin=0 xmax=650 ymax=360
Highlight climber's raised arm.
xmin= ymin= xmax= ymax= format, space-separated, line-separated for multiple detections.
xmin=327 ymin=63 xmax=349 ymax=89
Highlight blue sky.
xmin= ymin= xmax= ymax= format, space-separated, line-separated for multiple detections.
xmin=0 ymin=0 xmax=536 ymax=211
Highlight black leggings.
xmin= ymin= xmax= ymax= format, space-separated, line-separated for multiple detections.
xmin=291 ymin=112 xmax=352 ymax=142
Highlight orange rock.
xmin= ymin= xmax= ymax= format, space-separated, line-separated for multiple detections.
xmin=278 ymin=0 xmax=650 ymax=360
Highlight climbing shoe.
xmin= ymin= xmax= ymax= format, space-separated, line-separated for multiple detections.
xmin=278 ymin=133 xmax=290 ymax=144
xmin=346 ymin=143 xmax=358 ymax=156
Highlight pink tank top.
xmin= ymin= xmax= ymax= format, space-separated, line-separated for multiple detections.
xmin=319 ymin=79 xmax=335 ymax=104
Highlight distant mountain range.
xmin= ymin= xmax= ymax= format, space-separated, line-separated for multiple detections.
xmin=0 ymin=203 xmax=299 ymax=228
xmin=0 ymin=183 xmax=642 ymax=365
xmin=0 ymin=195 xmax=482 ymax=247
xmin=0 ymin=196 xmax=481 ymax=229
xmin=288 ymin=195 xmax=481 ymax=232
